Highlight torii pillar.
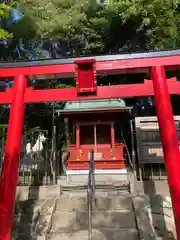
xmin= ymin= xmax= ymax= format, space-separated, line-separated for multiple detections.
xmin=0 ymin=75 xmax=27 ymax=240
xmin=152 ymin=66 xmax=180 ymax=239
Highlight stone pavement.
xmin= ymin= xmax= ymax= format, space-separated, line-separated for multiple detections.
xmin=13 ymin=179 xmax=138 ymax=240
xmin=48 ymin=192 xmax=138 ymax=240
xmin=13 ymin=178 xmax=176 ymax=240
xmin=133 ymin=180 xmax=176 ymax=240
xmin=13 ymin=197 xmax=56 ymax=240
xmin=133 ymin=195 xmax=176 ymax=240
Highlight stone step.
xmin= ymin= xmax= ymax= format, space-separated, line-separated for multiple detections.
xmin=51 ymin=210 xmax=136 ymax=232
xmin=14 ymin=199 xmax=45 ymax=215
xmin=61 ymin=189 xmax=130 ymax=198
xmin=13 ymin=199 xmax=46 ymax=231
xmin=61 ymin=191 xmax=131 ymax=201
xmin=133 ymin=195 xmax=176 ymax=239
xmin=59 ymin=178 xmax=129 ymax=187
xmin=61 ymin=184 xmax=130 ymax=192
xmin=59 ymin=175 xmax=130 ymax=194
xmin=56 ymin=195 xmax=133 ymax=212
xmin=66 ymin=170 xmax=128 ymax=182
xmin=48 ymin=228 xmax=139 ymax=240
xmin=13 ymin=198 xmax=56 ymax=239
xmin=16 ymin=185 xmax=60 ymax=200
xmin=59 ymin=173 xmax=127 ymax=184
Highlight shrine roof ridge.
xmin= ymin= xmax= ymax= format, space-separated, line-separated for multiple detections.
xmin=1 ymin=49 xmax=180 ymax=68
xmin=55 ymin=98 xmax=133 ymax=114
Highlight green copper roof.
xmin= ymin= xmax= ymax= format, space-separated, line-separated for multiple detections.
xmin=56 ymin=99 xmax=132 ymax=113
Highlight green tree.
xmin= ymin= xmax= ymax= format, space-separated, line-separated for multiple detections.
xmin=17 ymin=0 xmax=106 ymax=55
xmin=0 ymin=2 xmax=12 ymax=39
xmin=18 ymin=0 xmax=88 ymax=39
xmin=18 ymin=0 xmax=180 ymax=54
xmin=112 ymin=0 xmax=180 ymax=50
xmin=2 ymin=0 xmax=180 ymax=130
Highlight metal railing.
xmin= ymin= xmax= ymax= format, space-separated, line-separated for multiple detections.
xmin=0 ymin=147 xmax=60 ymax=186
xmin=87 ymin=150 xmax=95 ymax=240
xmin=18 ymin=148 xmax=57 ymax=186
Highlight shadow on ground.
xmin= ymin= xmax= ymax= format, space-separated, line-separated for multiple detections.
xmin=143 ymin=181 xmax=175 ymax=239
xmin=13 ymin=185 xmax=40 ymax=240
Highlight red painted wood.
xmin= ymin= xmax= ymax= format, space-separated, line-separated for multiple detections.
xmin=68 ymin=143 xmax=125 ymax=170
xmin=76 ymin=124 xmax=80 ymax=150
xmin=75 ymin=59 xmax=97 ymax=94
xmin=0 ymin=51 xmax=180 ymax=239
xmin=0 ymin=55 xmax=180 ymax=78
xmin=111 ymin=123 xmax=115 ymax=150
xmin=0 ymin=75 xmax=27 ymax=240
xmin=75 ymin=121 xmax=113 ymax=126
xmin=66 ymin=161 xmax=125 ymax=170
xmin=152 ymin=66 xmax=180 ymax=239
xmin=0 ymin=78 xmax=179 ymax=104
xmin=67 ymin=121 xmax=125 ymax=170
xmin=0 ymin=64 xmax=74 ymax=78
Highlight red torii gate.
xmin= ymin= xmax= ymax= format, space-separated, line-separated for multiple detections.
xmin=0 ymin=50 xmax=180 ymax=239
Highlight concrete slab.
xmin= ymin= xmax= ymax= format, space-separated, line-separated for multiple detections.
xmin=13 ymin=198 xmax=56 ymax=240
xmin=56 ymin=195 xmax=133 ymax=212
xmin=66 ymin=173 xmax=128 ymax=183
xmin=48 ymin=228 xmax=138 ymax=240
xmin=51 ymin=210 xmax=136 ymax=232
xmin=135 ymin=181 xmax=170 ymax=196
xmin=35 ymin=198 xmax=56 ymax=236
xmin=66 ymin=169 xmax=127 ymax=175
xmin=16 ymin=185 xmax=61 ymax=200
xmin=133 ymin=195 xmax=156 ymax=240
xmin=133 ymin=195 xmax=176 ymax=240
xmin=61 ymin=189 xmax=130 ymax=198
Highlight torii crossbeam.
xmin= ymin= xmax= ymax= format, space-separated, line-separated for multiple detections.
xmin=0 ymin=50 xmax=180 ymax=239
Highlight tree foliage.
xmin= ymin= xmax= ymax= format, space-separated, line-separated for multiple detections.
xmin=1 ymin=0 xmax=180 ymax=59
xmin=112 ymin=0 xmax=180 ymax=50
xmin=0 ymin=2 xmax=12 ymax=39
xmin=0 ymin=0 xmax=180 ymax=129
xmin=18 ymin=0 xmax=88 ymax=40
xmin=17 ymin=0 xmax=180 ymax=55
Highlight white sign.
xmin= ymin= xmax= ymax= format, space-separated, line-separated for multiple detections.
xmin=148 ymin=146 xmax=180 ymax=157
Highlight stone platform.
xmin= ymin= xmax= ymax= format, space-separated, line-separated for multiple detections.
xmin=13 ymin=175 xmax=176 ymax=240
xmin=58 ymin=169 xmax=129 ymax=192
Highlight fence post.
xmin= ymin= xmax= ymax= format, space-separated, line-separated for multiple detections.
xmin=52 ymin=125 xmax=56 ymax=184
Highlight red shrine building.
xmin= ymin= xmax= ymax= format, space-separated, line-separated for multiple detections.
xmin=56 ymin=98 xmax=132 ymax=174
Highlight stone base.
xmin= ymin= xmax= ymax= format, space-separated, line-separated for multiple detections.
xmin=66 ymin=169 xmax=127 ymax=175
xmin=58 ymin=169 xmax=129 ymax=193
xmin=64 ymin=169 xmax=127 ymax=183
xmin=16 ymin=185 xmax=61 ymax=200
xmin=133 ymin=195 xmax=176 ymax=239
xmin=13 ymin=198 xmax=56 ymax=240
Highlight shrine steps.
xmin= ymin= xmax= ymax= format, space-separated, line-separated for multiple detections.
xmin=47 ymin=190 xmax=138 ymax=240
xmin=12 ymin=173 xmax=137 ymax=240
xmin=13 ymin=187 xmax=137 ymax=240
xmin=58 ymin=170 xmax=129 ymax=193
xmin=48 ymin=229 xmax=138 ymax=240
